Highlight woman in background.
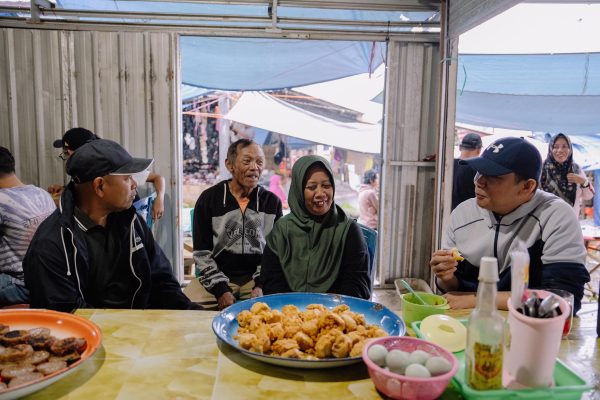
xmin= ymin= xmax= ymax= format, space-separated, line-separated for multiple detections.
xmin=541 ymin=133 xmax=594 ymax=217
xmin=357 ymin=169 xmax=379 ymax=230
xmin=269 ymin=162 xmax=289 ymax=210
xmin=259 ymin=155 xmax=371 ymax=299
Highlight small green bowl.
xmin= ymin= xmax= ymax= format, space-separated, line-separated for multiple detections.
xmin=401 ymin=292 xmax=450 ymax=326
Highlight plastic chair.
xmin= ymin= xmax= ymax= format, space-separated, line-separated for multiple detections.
xmin=358 ymin=223 xmax=377 ymax=292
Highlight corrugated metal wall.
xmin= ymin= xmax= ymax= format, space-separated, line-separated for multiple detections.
xmin=379 ymin=41 xmax=440 ymax=285
xmin=0 ymin=28 xmax=182 ymax=278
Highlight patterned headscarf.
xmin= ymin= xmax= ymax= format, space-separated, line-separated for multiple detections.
xmin=540 ymin=133 xmax=580 ymax=206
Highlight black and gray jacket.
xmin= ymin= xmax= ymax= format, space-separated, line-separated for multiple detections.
xmin=23 ymin=182 xmax=196 ymax=311
xmin=192 ymin=180 xmax=282 ymax=298
xmin=442 ymin=190 xmax=590 ymax=313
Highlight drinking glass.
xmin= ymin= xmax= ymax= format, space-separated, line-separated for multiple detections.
xmin=546 ymin=288 xmax=574 ymax=338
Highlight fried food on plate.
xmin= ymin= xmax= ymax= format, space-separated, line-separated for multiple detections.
xmin=234 ymin=301 xmax=389 ymax=360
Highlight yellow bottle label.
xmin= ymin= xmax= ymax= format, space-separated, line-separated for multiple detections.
xmin=468 ymin=342 xmax=503 ymax=390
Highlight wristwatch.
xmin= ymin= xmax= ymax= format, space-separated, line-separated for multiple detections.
xmin=581 ymin=181 xmax=590 ymax=188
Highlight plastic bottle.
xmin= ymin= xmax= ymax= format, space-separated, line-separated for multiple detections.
xmin=465 ymin=257 xmax=504 ymax=390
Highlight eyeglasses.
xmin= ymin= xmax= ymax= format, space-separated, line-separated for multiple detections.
xmin=552 ymin=145 xmax=570 ymax=151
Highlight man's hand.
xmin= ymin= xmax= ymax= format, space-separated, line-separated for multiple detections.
xmin=151 ymin=196 xmax=164 ymax=221
xmin=251 ymin=287 xmax=263 ymax=298
xmin=217 ymin=292 xmax=236 ymax=310
xmin=443 ymin=292 xmax=476 ymax=309
xmin=430 ymin=249 xmax=459 ymax=291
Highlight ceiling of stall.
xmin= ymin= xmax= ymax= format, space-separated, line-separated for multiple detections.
xmin=1 ymin=1 xmax=441 ymax=33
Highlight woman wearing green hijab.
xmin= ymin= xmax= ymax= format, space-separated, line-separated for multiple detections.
xmin=259 ymin=155 xmax=371 ymax=299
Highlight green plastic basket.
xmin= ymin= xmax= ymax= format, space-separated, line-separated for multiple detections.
xmin=412 ymin=320 xmax=593 ymax=399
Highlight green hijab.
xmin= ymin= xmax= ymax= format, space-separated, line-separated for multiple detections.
xmin=266 ymin=155 xmax=354 ymax=293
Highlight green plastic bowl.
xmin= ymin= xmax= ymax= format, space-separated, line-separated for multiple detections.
xmin=401 ymin=292 xmax=450 ymax=326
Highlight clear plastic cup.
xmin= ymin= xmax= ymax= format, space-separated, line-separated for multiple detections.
xmin=546 ymin=288 xmax=574 ymax=339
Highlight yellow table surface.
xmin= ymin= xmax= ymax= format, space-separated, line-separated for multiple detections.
xmin=22 ymin=303 xmax=599 ymax=399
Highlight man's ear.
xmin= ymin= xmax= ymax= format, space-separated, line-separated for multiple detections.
xmin=523 ymin=178 xmax=537 ymax=195
xmin=225 ymin=158 xmax=234 ymax=173
xmin=92 ymin=177 xmax=105 ymax=197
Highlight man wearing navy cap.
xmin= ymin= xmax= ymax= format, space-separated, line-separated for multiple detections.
xmin=431 ymin=137 xmax=590 ymax=313
xmin=24 ymin=139 xmax=199 ymax=311
xmin=451 ymin=132 xmax=482 ymax=210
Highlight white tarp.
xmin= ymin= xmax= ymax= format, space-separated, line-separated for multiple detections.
xmin=224 ymin=91 xmax=382 ymax=153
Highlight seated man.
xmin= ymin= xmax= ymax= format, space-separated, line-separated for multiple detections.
xmin=49 ymin=127 xmax=166 ymax=221
xmin=0 ymin=147 xmax=55 ymax=306
xmin=430 ymin=137 xmax=590 ymax=313
xmin=187 ymin=139 xmax=282 ymax=310
xmin=23 ymin=139 xmax=198 ymax=311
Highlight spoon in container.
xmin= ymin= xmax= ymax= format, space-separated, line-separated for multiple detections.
xmin=399 ymin=279 xmax=427 ymax=305
xmin=539 ymin=294 xmax=561 ymax=318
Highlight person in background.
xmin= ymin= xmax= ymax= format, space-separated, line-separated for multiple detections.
xmin=0 ymin=147 xmax=55 ymax=306
xmin=452 ymin=133 xmax=483 ymax=210
xmin=260 ymin=155 xmax=371 ymax=299
xmin=188 ymin=139 xmax=282 ymax=310
xmin=430 ymin=137 xmax=589 ymax=313
xmin=357 ymin=169 xmax=379 ymax=230
xmin=48 ymin=127 xmax=166 ymax=222
xmin=269 ymin=162 xmax=289 ymax=210
xmin=23 ymin=139 xmax=198 ymax=311
xmin=540 ymin=133 xmax=594 ymax=218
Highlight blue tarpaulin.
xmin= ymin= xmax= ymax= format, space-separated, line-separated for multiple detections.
xmin=181 ymin=37 xmax=385 ymax=91
xmin=456 ymin=53 xmax=600 ymax=135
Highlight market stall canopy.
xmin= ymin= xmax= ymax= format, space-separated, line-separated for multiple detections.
xmin=225 ymin=91 xmax=382 ymax=153
xmin=455 ymin=3 xmax=600 ymax=135
xmin=181 ymin=85 xmax=211 ymax=102
xmin=456 ymin=52 xmax=600 ymax=135
xmin=181 ymin=37 xmax=386 ymax=91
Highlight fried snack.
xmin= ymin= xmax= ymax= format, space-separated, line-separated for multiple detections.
xmin=451 ymin=247 xmax=464 ymax=262
xmin=0 ymin=325 xmax=87 ymax=391
xmin=234 ymin=302 xmax=389 ymax=360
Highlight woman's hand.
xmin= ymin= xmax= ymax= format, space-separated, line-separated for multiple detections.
xmin=251 ymin=287 xmax=263 ymax=298
xmin=566 ymin=173 xmax=586 ymax=186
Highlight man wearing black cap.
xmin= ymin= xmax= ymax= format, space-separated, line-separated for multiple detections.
xmin=23 ymin=139 xmax=198 ymax=311
xmin=431 ymin=137 xmax=590 ymax=313
xmin=451 ymin=132 xmax=482 ymax=210
xmin=48 ymin=128 xmax=165 ymax=222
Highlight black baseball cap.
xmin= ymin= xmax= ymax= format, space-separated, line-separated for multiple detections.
xmin=459 ymin=133 xmax=482 ymax=149
xmin=53 ymin=128 xmax=98 ymax=150
xmin=66 ymin=139 xmax=153 ymax=184
xmin=460 ymin=137 xmax=542 ymax=180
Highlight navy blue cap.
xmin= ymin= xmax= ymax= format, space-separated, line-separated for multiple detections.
xmin=66 ymin=139 xmax=152 ymax=183
xmin=460 ymin=137 xmax=542 ymax=180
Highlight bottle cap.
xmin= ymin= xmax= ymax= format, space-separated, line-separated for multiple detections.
xmin=479 ymin=257 xmax=499 ymax=283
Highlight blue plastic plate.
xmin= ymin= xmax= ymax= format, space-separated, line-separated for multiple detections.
xmin=212 ymin=292 xmax=405 ymax=369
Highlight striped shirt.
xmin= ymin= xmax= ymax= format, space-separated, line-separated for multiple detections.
xmin=0 ymin=185 xmax=56 ymax=285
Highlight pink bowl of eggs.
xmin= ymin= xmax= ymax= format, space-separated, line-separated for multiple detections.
xmin=362 ymin=336 xmax=459 ymax=400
